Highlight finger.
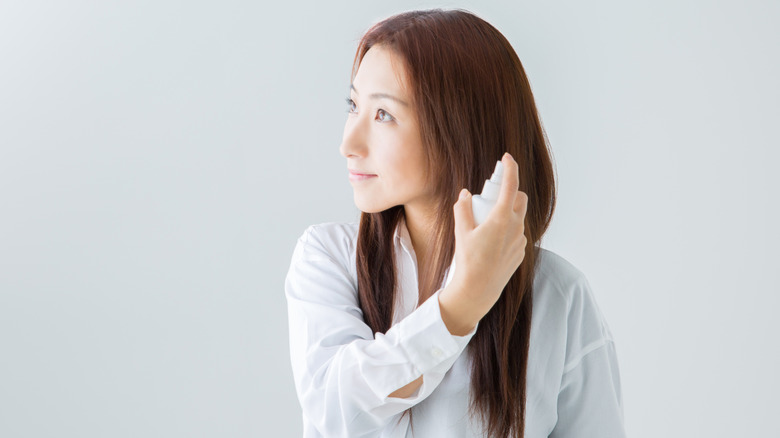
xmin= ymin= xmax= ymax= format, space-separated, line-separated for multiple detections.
xmin=496 ymin=152 xmax=519 ymax=214
xmin=513 ymin=190 xmax=528 ymax=218
xmin=454 ymin=188 xmax=476 ymax=236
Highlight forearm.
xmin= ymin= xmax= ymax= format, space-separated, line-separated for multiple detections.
xmin=384 ymin=280 xmax=487 ymax=399
xmin=289 ymin=290 xmax=477 ymax=434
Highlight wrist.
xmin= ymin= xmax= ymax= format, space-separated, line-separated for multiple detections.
xmin=438 ymin=283 xmax=485 ymax=336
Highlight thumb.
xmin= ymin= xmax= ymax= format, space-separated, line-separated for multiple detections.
xmin=454 ymin=188 xmax=476 ymax=237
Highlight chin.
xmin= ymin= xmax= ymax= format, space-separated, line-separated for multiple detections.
xmin=354 ymin=194 xmax=394 ymax=214
xmin=355 ymin=203 xmax=388 ymax=214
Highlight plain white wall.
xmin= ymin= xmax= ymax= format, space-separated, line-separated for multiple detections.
xmin=1 ymin=0 xmax=778 ymax=436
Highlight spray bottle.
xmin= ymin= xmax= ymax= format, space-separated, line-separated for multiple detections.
xmin=470 ymin=160 xmax=505 ymax=226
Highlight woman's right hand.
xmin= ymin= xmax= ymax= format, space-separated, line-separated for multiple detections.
xmin=442 ymin=152 xmax=529 ymax=323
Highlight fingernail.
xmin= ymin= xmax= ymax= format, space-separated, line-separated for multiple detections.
xmin=459 ymin=188 xmax=468 ymax=199
xmin=503 ymin=152 xmax=510 ymax=160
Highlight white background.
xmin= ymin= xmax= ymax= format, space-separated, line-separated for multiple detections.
xmin=1 ymin=1 xmax=778 ymax=436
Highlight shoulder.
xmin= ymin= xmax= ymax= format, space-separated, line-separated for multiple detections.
xmin=304 ymin=221 xmax=360 ymax=243
xmin=295 ymin=221 xmax=359 ymax=258
xmin=290 ymin=221 xmax=360 ymax=275
xmin=532 ymin=247 xmax=615 ymax=367
xmin=534 ymin=247 xmax=589 ymax=296
xmin=285 ymin=221 xmax=361 ymax=303
xmin=533 ymin=247 xmax=600 ymax=315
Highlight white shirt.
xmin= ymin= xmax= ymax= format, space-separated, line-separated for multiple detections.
xmin=284 ymin=218 xmax=626 ymax=437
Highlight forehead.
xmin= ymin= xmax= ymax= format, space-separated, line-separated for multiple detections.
xmin=353 ymin=45 xmax=409 ymax=97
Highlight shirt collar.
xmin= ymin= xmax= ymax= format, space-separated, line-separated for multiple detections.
xmin=394 ymin=215 xmax=414 ymax=256
xmin=394 ymin=214 xmax=458 ymax=287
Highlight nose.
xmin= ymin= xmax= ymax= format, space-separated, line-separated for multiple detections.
xmin=339 ymin=116 xmax=367 ymax=159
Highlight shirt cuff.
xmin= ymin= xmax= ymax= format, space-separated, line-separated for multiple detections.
xmin=395 ymin=288 xmax=478 ymax=375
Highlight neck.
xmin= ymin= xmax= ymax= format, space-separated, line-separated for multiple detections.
xmin=402 ymin=204 xmax=436 ymax=269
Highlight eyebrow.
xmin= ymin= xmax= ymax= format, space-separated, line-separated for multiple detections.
xmin=350 ymin=84 xmax=409 ymax=107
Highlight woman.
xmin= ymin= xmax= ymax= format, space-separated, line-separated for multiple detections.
xmin=285 ymin=8 xmax=626 ymax=438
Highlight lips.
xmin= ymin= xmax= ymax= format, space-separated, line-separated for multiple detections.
xmin=349 ymin=170 xmax=377 ymax=182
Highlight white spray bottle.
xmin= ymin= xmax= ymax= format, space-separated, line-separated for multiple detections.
xmin=443 ymin=159 xmax=505 ymax=288
xmin=471 ymin=160 xmax=505 ymax=226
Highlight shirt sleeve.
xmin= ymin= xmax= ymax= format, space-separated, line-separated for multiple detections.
xmin=284 ymin=225 xmax=478 ymax=437
xmin=549 ymin=340 xmax=626 ymax=438
xmin=549 ymin=273 xmax=627 ymax=438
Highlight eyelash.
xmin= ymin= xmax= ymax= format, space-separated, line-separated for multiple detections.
xmin=345 ymin=97 xmax=394 ymax=122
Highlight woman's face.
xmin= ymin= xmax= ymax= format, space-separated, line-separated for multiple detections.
xmin=339 ymin=45 xmax=433 ymax=214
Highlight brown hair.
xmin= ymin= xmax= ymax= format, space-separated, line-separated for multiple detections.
xmin=352 ymin=8 xmax=557 ymax=437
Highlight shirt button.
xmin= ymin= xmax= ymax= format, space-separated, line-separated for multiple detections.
xmin=430 ymin=347 xmax=444 ymax=358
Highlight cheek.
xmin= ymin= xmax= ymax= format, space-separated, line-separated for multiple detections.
xmin=403 ymin=150 xmax=428 ymax=181
xmin=375 ymin=133 xmax=427 ymax=187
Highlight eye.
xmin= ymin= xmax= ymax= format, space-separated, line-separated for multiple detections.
xmin=344 ymin=97 xmax=395 ymax=123
xmin=376 ymin=109 xmax=394 ymax=123
xmin=345 ymin=97 xmax=356 ymax=113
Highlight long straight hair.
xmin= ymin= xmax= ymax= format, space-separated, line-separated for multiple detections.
xmin=352 ymin=9 xmax=557 ymax=437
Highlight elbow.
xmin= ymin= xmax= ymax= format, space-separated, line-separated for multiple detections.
xmin=295 ymin=364 xmax=386 ymax=437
